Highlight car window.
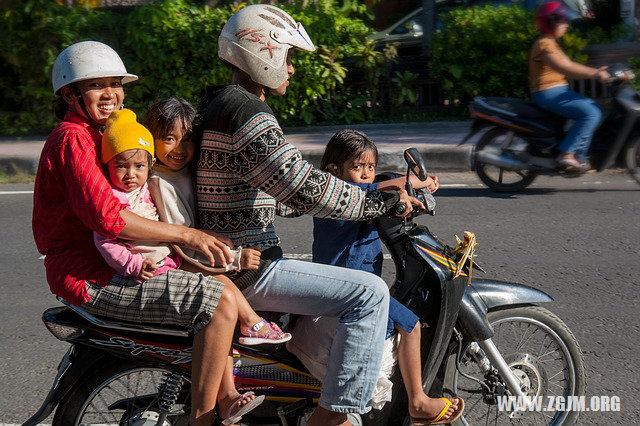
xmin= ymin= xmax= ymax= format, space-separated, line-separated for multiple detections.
xmin=390 ymin=15 xmax=425 ymax=35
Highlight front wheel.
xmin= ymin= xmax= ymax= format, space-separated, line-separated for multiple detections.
xmin=53 ymin=361 xmax=190 ymax=426
xmin=443 ymin=306 xmax=586 ymax=425
xmin=473 ymin=128 xmax=537 ymax=192
xmin=624 ymin=137 xmax=640 ymax=185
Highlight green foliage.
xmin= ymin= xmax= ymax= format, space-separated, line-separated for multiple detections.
xmin=629 ymin=57 xmax=640 ymax=92
xmin=0 ymin=0 xmax=118 ymax=134
xmin=0 ymin=0 xmax=375 ymax=133
xmin=121 ymin=0 xmax=233 ymax=113
xmin=430 ymin=5 xmax=588 ymax=105
xmin=391 ymin=71 xmax=419 ymax=106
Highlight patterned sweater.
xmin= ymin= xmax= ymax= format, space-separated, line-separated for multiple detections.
xmin=196 ymin=85 xmax=397 ymax=249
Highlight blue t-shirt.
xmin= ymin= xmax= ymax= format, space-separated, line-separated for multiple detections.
xmin=312 ymin=182 xmax=383 ymax=276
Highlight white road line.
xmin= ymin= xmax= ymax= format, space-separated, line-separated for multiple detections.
xmin=0 ymin=190 xmax=34 ymax=195
xmin=284 ymin=253 xmax=391 ymax=260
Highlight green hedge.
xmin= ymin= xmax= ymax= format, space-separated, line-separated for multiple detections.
xmin=429 ymin=5 xmax=588 ymax=106
xmin=0 ymin=0 xmax=373 ymax=135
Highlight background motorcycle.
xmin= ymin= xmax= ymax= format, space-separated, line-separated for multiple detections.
xmin=461 ymin=63 xmax=640 ymax=192
xmin=25 ymin=149 xmax=585 ymax=426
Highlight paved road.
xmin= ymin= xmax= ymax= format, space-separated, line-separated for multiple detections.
xmin=0 ymin=172 xmax=638 ymax=424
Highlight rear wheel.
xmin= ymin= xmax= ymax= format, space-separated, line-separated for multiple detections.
xmin=624 ymin=137 xmax=640 ymax=185
xmin=53 ymin=361 xmax=190 ymax=426
xmin=474 ymin=128 xmax=537 ymax=192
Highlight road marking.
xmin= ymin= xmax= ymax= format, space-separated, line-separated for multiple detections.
xmin=0 ymin=190 xmax=34 ymax=195
xmin=284 ymin=253 xmax=391 ymax=260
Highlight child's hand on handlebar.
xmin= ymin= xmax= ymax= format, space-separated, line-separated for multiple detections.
xmin=397 ymin=189 xmax=425 ymax=217
xmin=426 ymin=175 xmax=439 ymax=194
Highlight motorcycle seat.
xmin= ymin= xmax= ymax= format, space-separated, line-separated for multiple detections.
xmin=480 ymin=97 xmax=554 ymax=120
xmin=58 ymin=297 xmax=191 ymax=337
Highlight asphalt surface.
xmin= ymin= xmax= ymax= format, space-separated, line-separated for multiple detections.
xmin=0 ymin=171 xmax=638 ymax=424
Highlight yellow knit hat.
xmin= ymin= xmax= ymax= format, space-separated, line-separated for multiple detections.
xmin=101 ymin=109 xmax=154 ymax=164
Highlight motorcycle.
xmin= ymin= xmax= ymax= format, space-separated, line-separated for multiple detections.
xmin=25 ymin=148 xmax=585 ymax=426
xmin=461 ymin=63 xmax=640 ymax=192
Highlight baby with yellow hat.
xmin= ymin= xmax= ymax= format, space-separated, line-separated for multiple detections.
xmin=94 ymin=108 xmax=182 ymax=282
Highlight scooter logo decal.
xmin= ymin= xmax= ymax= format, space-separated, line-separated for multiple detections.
xmin=90 ymin=336 xmax=192 ymax=364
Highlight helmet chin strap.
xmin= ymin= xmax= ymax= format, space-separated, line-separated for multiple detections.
xmin=71 ymin=87 xmax=100 ymax=127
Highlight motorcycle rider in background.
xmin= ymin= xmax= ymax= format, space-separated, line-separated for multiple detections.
xmin=529 ymin=1 xmax=610 ymax=171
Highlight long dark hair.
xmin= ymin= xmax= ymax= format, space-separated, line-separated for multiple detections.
xmin=320 ymin=129 xmax=378 ymax=173
xmin=143 ymin=97 xmax=199 ymax=157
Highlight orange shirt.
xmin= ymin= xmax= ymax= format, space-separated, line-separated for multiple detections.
xmin=529 ymin=37 xmax=568 ymax=93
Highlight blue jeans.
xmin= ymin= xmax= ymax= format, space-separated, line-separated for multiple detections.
xmin=242 ymin=258 xmax=389 ymax=414
xmin=531 ymin=85 xmax=602 ymax=162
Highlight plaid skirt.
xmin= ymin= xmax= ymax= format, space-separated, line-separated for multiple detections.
xmin=82 ymin=269 xmax=225 ymax=335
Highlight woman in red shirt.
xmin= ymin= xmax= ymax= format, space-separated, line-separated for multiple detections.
xmin=32 ymin=41 xmax=237 ymax=426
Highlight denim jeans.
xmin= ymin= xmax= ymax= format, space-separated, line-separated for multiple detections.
xmin=242 ymin=258 xmax=390 ymax=413
xmin=531 ymin=85 xmax=602 ymax=162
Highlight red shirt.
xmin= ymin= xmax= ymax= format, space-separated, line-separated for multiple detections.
xmin=32 ymin=111 xmax=126 ymax=305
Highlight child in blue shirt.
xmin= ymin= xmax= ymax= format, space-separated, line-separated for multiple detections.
xmin=312 ymin=129 xmax=464 ymax=425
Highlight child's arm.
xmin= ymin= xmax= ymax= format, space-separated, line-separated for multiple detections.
xmin=376 ymin=175 xmax=439 ymax=193
xmin=93 ymin=232 xmax=146 ymax=278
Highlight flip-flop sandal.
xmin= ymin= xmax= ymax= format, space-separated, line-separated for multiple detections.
xmin=410 ymin=397 xmax=465 ymax=425
xmin=220 ymin=391 xmax=266 ymax=425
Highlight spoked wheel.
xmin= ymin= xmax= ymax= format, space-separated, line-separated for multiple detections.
xmin=443 ymin=306 xmax=586 ymax=425
xmin=624 ymin=137 xmax=640 ymax=185
xmin=474 ymin=128 xmax=537 ymax=192
xmin=53 ymin=361 xmax=190 ymax=426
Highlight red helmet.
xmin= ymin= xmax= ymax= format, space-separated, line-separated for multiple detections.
xmin=535 ymin=1 xmax=580 ymax=34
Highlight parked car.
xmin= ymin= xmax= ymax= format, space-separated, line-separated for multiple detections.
xmin=367 ymin=0 xmax=590 ymax=56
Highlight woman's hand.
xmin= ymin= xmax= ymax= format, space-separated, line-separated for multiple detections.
xmin=139 ymin=258 xmax=158 ymax=282
xmin=183 ymin=228 xmax=235 ymax=267
xmin=595 ymin=66 xmax=611 ymax=84
xmin=240 ymin=248 xmax=262 ymax=270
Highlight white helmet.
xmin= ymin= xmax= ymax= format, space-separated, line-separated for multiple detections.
xmin=218 ymin=4 xmax=316 ymax=89
xmin=52 ymin=41 xmax=138 ymax=94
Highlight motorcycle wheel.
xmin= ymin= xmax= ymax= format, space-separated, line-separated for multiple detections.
xmin=474 ymin=128 xmax=537 ymax=192
xmin=52 ymin=360 xmax=190 ymax=426
xmin=624 ymin=136 xmax=640 ymax=185
xmin=443 ymin=306 xmax=586 ymax=425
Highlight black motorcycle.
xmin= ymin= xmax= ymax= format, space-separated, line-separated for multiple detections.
xmin=25 ymin=149 xmax=586 ymax=426
xmin=461 ymin=64 xmax=640 ymax=192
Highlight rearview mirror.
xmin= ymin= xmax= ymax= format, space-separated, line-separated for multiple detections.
xmin=403 ymin=148 xmax=428 ymax=181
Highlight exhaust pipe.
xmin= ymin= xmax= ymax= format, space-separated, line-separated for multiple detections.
xmin=475 ymin=149 xmax=531 ymax=171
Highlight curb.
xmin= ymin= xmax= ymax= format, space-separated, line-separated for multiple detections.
xmin=0 ymin=145 xmax=472 ymax=177
xmin=0 ymin=157 xmax=39 ymax=176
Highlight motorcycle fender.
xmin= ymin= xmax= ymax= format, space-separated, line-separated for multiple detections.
xmin=23 ymin=345 xmax=113 ymax=426
xmin=459 ymin=279 xmax=554 ymax=342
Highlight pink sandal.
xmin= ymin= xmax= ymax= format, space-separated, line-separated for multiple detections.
xmin=239 ymin=318 xmax=292 ymax=345
xmin=221 ymin=391 xmax=265 ymax=425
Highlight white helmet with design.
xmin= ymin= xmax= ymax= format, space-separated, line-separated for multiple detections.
xmin=218 ymin=4 xmax=316 ymax=89
xmin=52 ymin=41 xmax=138 ymax=94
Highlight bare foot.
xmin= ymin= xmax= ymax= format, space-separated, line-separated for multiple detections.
xmin=307 ymin=407 xmax=352 ymax=426
xmin=218 ymin=391 xmax=256 ymax=418
xmin=409 ymin=394 xmax=460 ymax=421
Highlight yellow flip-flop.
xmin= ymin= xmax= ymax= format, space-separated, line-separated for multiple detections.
xmin=411 ymin=397 xmax=465 ymax=425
